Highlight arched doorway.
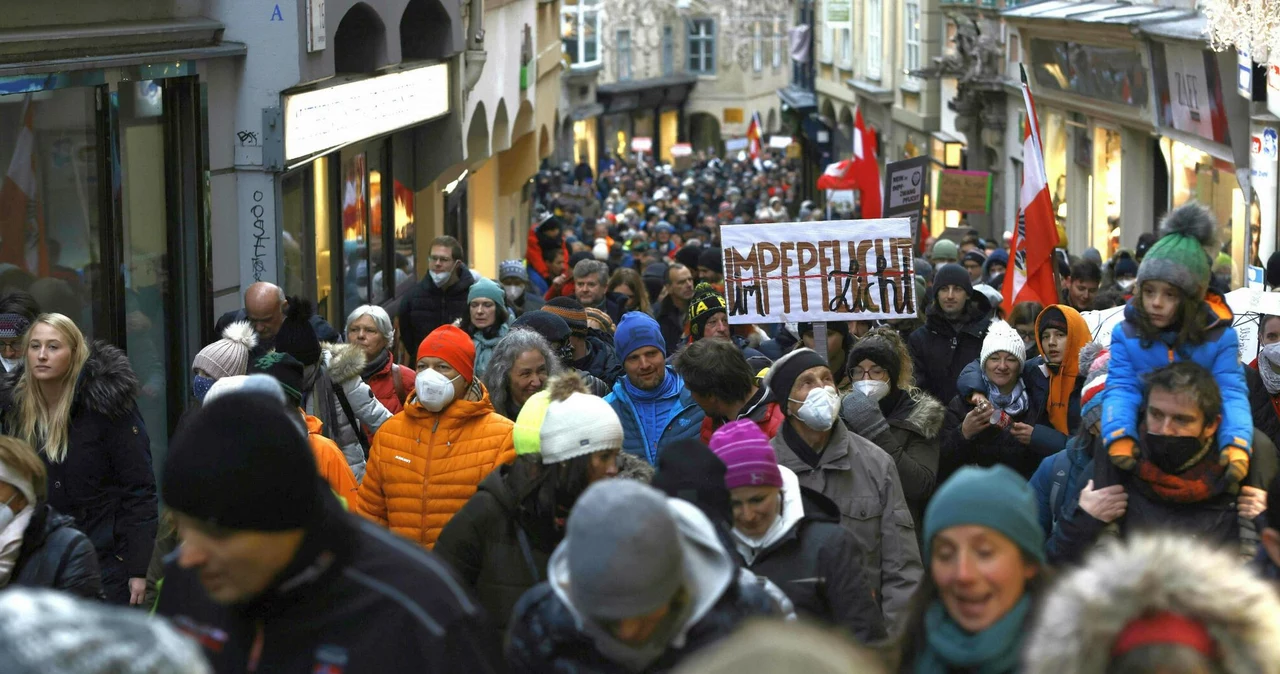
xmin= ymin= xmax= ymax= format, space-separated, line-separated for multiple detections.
xmin=689 ymin=112 xmax=721 ymax=155
xmin=467 ymin=102 xmax=490 ymax=161
xmin=333 ymin=3 xmax=387 ymax=74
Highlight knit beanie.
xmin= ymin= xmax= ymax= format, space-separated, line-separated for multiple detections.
xmin=192 ymin=321 xmax=258 ymax=380
xmin=584 ymin=307 xmax=615 ymax=335
xmin=417 ymin=324 xmax=477 ymax=382
xmin=932 ymin=263 xmax=973 ymax=295
xmin=0 ymin=313 xmax=30 ymax=340
xmin=676 ymin=244 xmax=702 ymax=271
xmin=923 ymin=465 xmax=1046 ymax=564
xmin=273 ymin=297 xmax=321 ymax=367
xmin=248 ymin=351 xmax=306 ymax=403
xmin=540 ymin=375 xmax=624 ymax=463
xmin=1137 ymin=202 xmax=1217 ymax=299
xmin=980 ymin=320 xmax=1025 ymax=368
xmin=914 ymin=258 xmax=934 ymax=285
xmin=688 ymin=283 xmax=728 ymax=339
xmin=164 ymin=391 xmax=323 ymax=532
xmin=468 ymin=277 xmax=506 ymax=308
xmin=708 ymin=420 xmax=783 ymax=490
xmin=0 ymin=588 xmax=212 ymax=674
xmin=1078 ymin=342 xmax=1110 ymax=430
xmin=203 ymin=373 xmax=286 ymax=407
xmin=962 ymin=249 xmax=987 ymax=267
xmin=848 ymin=336 xmax=901 ymax=390
xmin=652 ymin=439 xmax=732 ymax=527
xmin=643 ymin=262 xmax=668 ymax=281
xmin=499 ymin=259 xmax=529 ymax=283
xmin=1114 ymin=251 xmax=1138 ymax=279
xmin=765 ymin=348 xmax=829 ymax=406
xmin=545 ymin=296 xmax=589 ymax=335
xmin=514 ymin=390 xmax=553 ymax=456
xmin=1083 ymin=248 xmax=1103 ymax=268
xmin=512 ymin=310 xmax=572 ymax=344
xmin=931 ymin=239 xmax=959 ymax=261
xmin=987 ymin=249 xmax=1009 ymax=269
xmin=1037 ymin=306 xmax=1068 ymax=339
xmin=564 ymin=480 xmax=684 ymax=620
xmin=698 ymin=247 xmax=724 ymax=275
xmin=615 ymin=311 xmax=666 ymax=359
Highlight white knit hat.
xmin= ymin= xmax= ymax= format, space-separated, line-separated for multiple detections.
xmin=191 ymin=321 xmax=257 ymax=379
xmin=980 ymin=320 xmax=1026 ymax=368
xmin=540 ymin=392 xmax=624 ymax=463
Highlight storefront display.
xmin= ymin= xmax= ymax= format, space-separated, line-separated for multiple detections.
xmin=1092 ymin=126 xmax=1122 ymax=256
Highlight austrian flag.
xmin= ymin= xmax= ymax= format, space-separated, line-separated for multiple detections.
xmin=1003 ymin=68 xmax=1060 ymax=317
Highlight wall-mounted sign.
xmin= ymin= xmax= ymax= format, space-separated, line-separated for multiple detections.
xmin=936 ymin=170 xmax=992 ymax=213
xmin=725 ymin=137 xmax=749 ymax=152
xmin=671 ymin=143 xmax=693 ymax=157
xmin=1239 ymin=49 xmax=1253 ymax=99
xmin=283 ymin=64 xmax=449 ymax=161
xmin=1151 ymin=42 xmax=1229 ymax=145
xmin=724 ymin=108 xmax=744 ymax=124
xmin=306 ymin=0 xmax=326 ymax=52
xmin=883 ymin=156 xmax=931 ymax=242
xmin=631 ymin=136 xmax=653 ymax=153
xmin=825 ymin=0 xmax=851 ymax=23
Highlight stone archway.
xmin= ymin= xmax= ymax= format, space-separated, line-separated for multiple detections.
xmin=467 ymin=101 xmax=490 ymax=161
xmin=333 ymin=3 xmax=387 ymax=74
xmin=492 ymin=99 xmax=511 ymax=153
xmin=400 ymin=0 xmax=457 ymax=61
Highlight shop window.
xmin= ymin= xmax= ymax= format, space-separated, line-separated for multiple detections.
xmin=866 ymin=0 xmax=882 ymax=79
xmin=1166 ymin=138 xmax=1240 ymax=257
xmin=662 ymin=25 xmax=674 ymax=77
xmin=616 ymin=29 xmax=633 ymax=81
xmin=687 ymin=18 xmax=716 ymax=74
xmin=1092 ymin=126 xmax=1122 ymax=256
xmin=753 ymin=22 xmax=763 ymax=72
xmin=562 ymin=0 xmax=601 ymax=69
xmin=838 ymin=26 xmax=852 ymax=69
xmin=820 ymin=22 xmax=833 ymax=64
xmin=773 ymin=19 xmax=784 ymax=69
xmin=314 ymin=156 xmax=335 ymax=324
xmin=1041 ymin=112 xmax=1068 ymax=231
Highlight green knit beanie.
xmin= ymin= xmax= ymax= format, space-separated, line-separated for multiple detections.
xmin=923 ymin=465 xmax=1046 ymax=565
xmin=1136 ymin=202 xmax=1217 ymax=299
xmin=513 ymin=390 xmax=552 ymax=455
xmin=468 ymin=277 xmax=506 ymax=308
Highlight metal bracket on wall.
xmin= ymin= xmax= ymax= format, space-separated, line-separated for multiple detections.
xmin=262 ymin=106 xmax=283 ymax=171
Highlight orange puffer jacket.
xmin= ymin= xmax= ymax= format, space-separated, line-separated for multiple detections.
xmin=356 ymin=383 xmax=515 ymax=549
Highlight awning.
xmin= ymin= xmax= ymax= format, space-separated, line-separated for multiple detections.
xmin=1002 ymin=0 xmax=1192 ymax=27
xmin=0 ymin=17 xmax=244 ymax=77
xmin=777 ymin=85 xmax=817 ymax=112
xmin=597 ymin=73 xmax=698 ymax=115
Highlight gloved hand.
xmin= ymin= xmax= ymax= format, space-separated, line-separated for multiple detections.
xmin=1109 ymin=437 xmax=1138 ymax=471
xmin=840 ymin=389 xmax=889 ymax=439
xmin=1221 ymin=446 xmax=1250 ymax=485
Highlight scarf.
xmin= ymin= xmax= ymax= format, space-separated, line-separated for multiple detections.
xmin=361 ymin=348 xmax=392 ymax=382
xmin=781 ymin=420 xmax=823 ymax=469
xmin=1038 ymin=305 xmax=1089 ymax=435
xmin=915 ymin=595 xmax=1030 ymax=674
xmin=0 ymin=506 xmax=33 ymax=587
xmin=1259 ymin=344 xmax=1280 ymax=396
xmin=472 ymin=324 xmax=510 ymax=379
xmin=622 ymin=368 xmax=683 ymax=463
xmin=984 ymin=376 xmax=1028 ymax=417
xmin=1133 ymin=452 xmax=1227 ymax=504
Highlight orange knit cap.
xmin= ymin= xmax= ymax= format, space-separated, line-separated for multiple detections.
xmin=417 ymin=325 xmax=476 ymax=382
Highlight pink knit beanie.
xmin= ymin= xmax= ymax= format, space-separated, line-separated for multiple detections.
xmin=708 ymin=419 xmax=783 ymax=490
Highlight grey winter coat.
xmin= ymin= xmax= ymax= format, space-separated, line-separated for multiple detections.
xmin=769 ymin=421 xmax=923 ymax=630
xmin=864 ymin=390 xmax=944 ymax=533
xmin=312 ymin=342 xmax=393 ymax=483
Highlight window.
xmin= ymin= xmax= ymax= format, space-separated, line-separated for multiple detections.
xmin=903 ymin=0 xmax=921 ymax=89
xmin=662 ymin=25 xmax=674 ymax=76
xmin=839 ymin=26 xmax=852 ymax=68
xmin=688 ymin=19 xmax=716 ymax=74
xmin=616 ymin=29 xmax=633 ymax=80
xmin=866 ymin=0 xmax=882 ymax=78
xmin=562 ymin=0 xmax=601 ymax=69
xmin=820 ymin=22 xmax=833 ymax=63
xmin=772 ymin=19 xmax=784 ymax=68
xmin=753 ymin=22 xmax=763 ymax=72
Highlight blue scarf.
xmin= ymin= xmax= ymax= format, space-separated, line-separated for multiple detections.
xmin=472 ymin=324 xmax=509 ymax=379
xmin=622 ymin=367 xmax=683 ymax=463
xmin=915 ymin=595 xmax=1030 ymax=674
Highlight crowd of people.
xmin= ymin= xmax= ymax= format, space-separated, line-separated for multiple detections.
xmin=1 ymin=153 xmax=1280 ymax=673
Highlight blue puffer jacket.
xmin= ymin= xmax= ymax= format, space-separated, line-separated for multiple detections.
xmin=1103 ymin=296 xmax=1252 ymax=457
xmin=1028 ymin=434 xmax=1104 ymax=566
xmin=604 ymin=368 xmax=705 ymax=465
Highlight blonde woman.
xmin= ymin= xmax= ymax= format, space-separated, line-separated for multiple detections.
xmin=0 ymin=313 xmax=156 ymax=605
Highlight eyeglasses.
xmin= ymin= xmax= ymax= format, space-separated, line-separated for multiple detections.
xmin=429 ymin=255 xmax=454 ymax=265
xmin=850 ymin=366 xmax=887 ymax=380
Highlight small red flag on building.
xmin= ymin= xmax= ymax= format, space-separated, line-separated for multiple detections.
xmin=852 ymin=108 xmax=881 ymax=218
xmin=746 ymin=111 xmax=763 ymax=162
xmin=1003 ymin=67 xmax=1060 ymax=317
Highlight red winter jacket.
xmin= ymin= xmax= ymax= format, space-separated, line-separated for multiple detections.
xmin=365 ymin=351 xmax=416 ymax=415
xmin=700 ymin=400 xmax=786 ymax=444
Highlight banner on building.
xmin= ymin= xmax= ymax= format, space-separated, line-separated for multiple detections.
xmin=825 ymin=0 xmax=851 ymax=23
xmin=720 ymin=218 xmax=916 ymax=325
xmin=935 ymin=170 xmax=992 ymax=213
xmin=882 ymin=156 xmax=930 ymax=244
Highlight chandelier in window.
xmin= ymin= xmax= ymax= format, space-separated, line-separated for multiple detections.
xmin=1205 ymin=0 xmax=1280 ymax=66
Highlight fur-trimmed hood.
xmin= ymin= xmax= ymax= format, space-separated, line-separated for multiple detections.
xmin=75 ymin=341 xmax=140 ymax=419
xmin=1024 ymin=534 xmax=1280 ymax=674
xmin=885 ymin=390 xmax=946 ymax=440
xmin=321 ymin=341 xmax=367 ymax=385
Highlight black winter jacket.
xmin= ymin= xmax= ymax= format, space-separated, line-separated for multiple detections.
xmin=871 ymin=391 xmax=944 ymax=532
xmin=573 ymin=335 xmax=623 ymax=388
xmin=1246 ymin=365 xmax=1280 ymax=451
xmin=0 ymin=342 xmax=157 ymax=578
xmin=939 ymin=384 xmax=1049 ymax=483
xmin=158 ymin=495 xmax=501 ymax=673
xmin=435 ymin=466 xmax=555 ymax=641
xmin=906 ymin=294 xmax=992 ymax=405
xmin=11 ymin=503 xmax=102 ymax=599
xmin=214 ymin=309 xmax=339 ymax=349
xmin=398 ymin=264 xmax=477 ymax=358
xmin=740 ymin=487 xmax=886 ymax=643
xmin=653 ymin=297 xmax=688 ymax=355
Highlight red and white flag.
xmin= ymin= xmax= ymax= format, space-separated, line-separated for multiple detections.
xmin=0 ymin=94 xmax=47 ymax=275
xmin=1003 ymin=68 xmax=1060 ymax=317
xmin=746 ymin=111 xmax=763 ymax=162
xmin=852 ymin=108 xmax=881 ymax=218
xmin=817 ymin=159 xmax=856 ymax=190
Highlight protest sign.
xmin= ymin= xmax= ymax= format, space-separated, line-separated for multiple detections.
xmin=936 ymin=170 xmax=992 ymax=213
xmin=721 ymin=218 xmax=916 ymax=325
xmin=882 ymin=156 xmax=930 ymax=243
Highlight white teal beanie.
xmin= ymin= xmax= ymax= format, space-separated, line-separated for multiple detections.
xmin=980 ymin=320 xmax=1026 ymax=369
xmin=540 ymin=392 xmax=623 ymax=463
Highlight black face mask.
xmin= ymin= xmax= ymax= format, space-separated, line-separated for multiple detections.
xmin=1142 ymin=431 xmax=1208 ymax=475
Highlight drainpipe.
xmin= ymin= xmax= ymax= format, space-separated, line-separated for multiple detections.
xmin=464 ymin=0 xmax=487 ymax=98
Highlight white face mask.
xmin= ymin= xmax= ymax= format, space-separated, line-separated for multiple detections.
xmin=429 ymin=270 xmax=452 ymax=286
xmin=0 ymin=357 xmax=20 ymax=373
xmin=416 ymin=368 xmax=460 ymax=412
xmin=504 ymin=284 xmax=525 ymax=301
xmin=1117 ymin=278 xmax=1136 ymax=291
xmin=852 ymin=379 xmax=890 ymax=402
xmin=789 ymin=385 xmax=839 ymax=431
xmin=0 ymin=492 xmax=16 ymax=531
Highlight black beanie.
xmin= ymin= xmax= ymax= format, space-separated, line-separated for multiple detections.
xmin=688 ymin=283 xmax=728 ymax=339
xmin=512 ymin=310 xmax=571 ymax=343
xmin=932 ymin=263 xmax=973 ymax=296
xmin=1038 ymin=306 xmax=1068 ymax=339
xmin=651 ymin=439 xmax=732 ymax=527
xmin=675 ymin=244 xmax=702 ymax=271
xmin=250 ymin=351 xmax=306 ymax=403
xmin=164 ymin=392 xmax=324 ymax=531
xmin=698 ymin=247 xmax=724 ymax=275
xmin=848 ymin=336 xmax=901 ymax=389
xmin=568 ymin=250 xmax=594 ymax=270
xmin=767 ymin=348 xmax=830 ymax=405
xmin=274 ymin=296 xmax=321 ymax=366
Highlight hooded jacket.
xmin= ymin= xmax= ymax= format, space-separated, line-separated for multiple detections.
xmin=0 ymin=341 xmax=157 ymax=584
xmin=769 ymin=421 xmax=922 ymax=628
xmin=733 ymin=467 xmax=886 ymax=643
xmin=398 ymin=262 xmax=478 ymax=359
xmin=1104 ymin=295 xmax=1252 ymax=459
xmin=356 ymin=381 xmax=515 ymax=549
xmin=873 ymin=390 xmax=945 ymax=535
xmin=505 ymin=497 xmax=777 ymax=673
xmin=10 ymin=502 xmax=102 ymax=599
xmin=1031 ymin=305 xmax=1090 ymax=438
xmin=158 ymin=493 xmax=502 ymax=673
xmin=1023 ymin=534 xmax=1280 ymax=673
xmin=303 ymin=413 xmax=360 ymax=503
xmin=317 ymin=342 xmax=395 ymax=483
xmin=605 ymin=368 xmax=706 ymax=465
xmin=363 ymin=348 xmax=415 ymax=416
xmin=574 ymin=334 xmax=624 ymax=388
xmin=907 ymin=291 xmax=993 ymax=405
xmin=1028 ymin=434 xmax=1104 ymax=567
